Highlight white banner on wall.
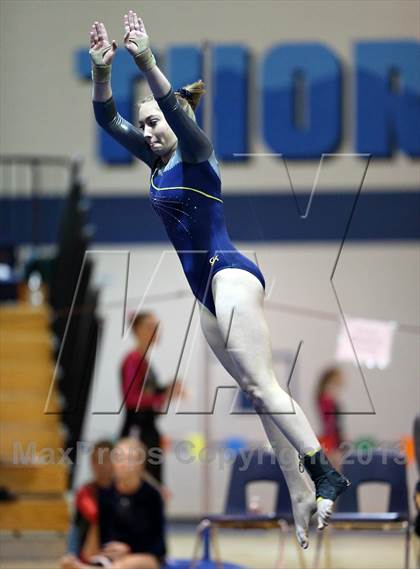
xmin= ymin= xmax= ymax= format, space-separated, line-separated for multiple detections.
xmin=336 ymin=317 xmax=397 ymax=369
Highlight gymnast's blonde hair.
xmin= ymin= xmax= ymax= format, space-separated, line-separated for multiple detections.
xmin=138 ymin=79 xmax=206 ymax=122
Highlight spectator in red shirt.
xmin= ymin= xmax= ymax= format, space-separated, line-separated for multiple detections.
xmin=62 ymin=440 xmax=114 ymax=564
xmin=315 ymin=367 xmax=346 ymax=471
xmin=120 ymin=311 xmax=185 ymax=484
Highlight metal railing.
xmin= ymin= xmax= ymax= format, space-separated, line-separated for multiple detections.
xmin=0 ymin=154 xmax=83 ymax=247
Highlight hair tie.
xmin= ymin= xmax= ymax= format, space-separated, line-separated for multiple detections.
xmin=176 ymin=87 xmax=193 ymax=102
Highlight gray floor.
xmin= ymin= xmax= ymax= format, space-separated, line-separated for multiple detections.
xmin=0 ymin=529 xmax=418 ymax=569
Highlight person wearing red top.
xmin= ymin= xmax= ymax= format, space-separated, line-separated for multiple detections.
xmin=120 ymin=311 xmax=184 ymax=483
xmin=315 ymin=367 xmax=346 ymax=471
xmin=61 ymin=440 xmax=114 ymax=565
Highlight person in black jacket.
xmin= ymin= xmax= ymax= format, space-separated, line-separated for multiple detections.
xmin=60 ymin=438 xmax=166 ymax=569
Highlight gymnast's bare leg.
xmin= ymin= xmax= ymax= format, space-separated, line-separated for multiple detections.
xmin=200 ymin=268 xmax=350 ymax=542
xmin=200 ymin=299 xmax=316 ymax=548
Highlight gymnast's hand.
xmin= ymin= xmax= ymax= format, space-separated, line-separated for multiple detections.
xmin=123 ymin=10 xmax=156 ymax=71
xmin=89 ymin=21 xmax=118 ymax=67
xmin=123 ymin=10 xmax=148 ymax=56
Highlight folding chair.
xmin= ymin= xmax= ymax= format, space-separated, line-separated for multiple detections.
xmin=191 ymin=449 xmax=307 ymax=569
xmin=312 ymin=449 xmax=411 ymax=569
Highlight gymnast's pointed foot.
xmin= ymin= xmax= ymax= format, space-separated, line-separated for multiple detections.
xmin=291 ymin=492 xmax=317 ymax=549
xmin=302 ymin=448 xmax=351 ymax=531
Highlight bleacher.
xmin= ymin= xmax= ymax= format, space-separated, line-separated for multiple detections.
xmin=0 ymin=303 xmax=69 ymax=531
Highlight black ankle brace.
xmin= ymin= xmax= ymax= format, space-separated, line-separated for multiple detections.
xmin=303 ymin=448 xmax=333 ymax=479
xmin=302 ymin=448 xmax=350 ymax=501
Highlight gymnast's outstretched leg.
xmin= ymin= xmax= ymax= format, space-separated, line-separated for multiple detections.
xmin=206 ymin=268 xmax=350 ymax=530
xmin=200 ymin=303 xmax=316 ymax=547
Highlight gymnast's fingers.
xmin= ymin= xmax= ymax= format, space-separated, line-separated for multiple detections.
xmin=99 ymin=21 xmax=109 ymax=44
xmin=91 ymin=22 xmax=99 ymax=46
xmin=123 ymin=13 xmax=130 ymax=36
xmin=89 ymin=27 xmax=96 ymax=49
xmin=138 ymin=16 xmax=147 ymax=35
xmin=128 ymin=9 xmax=135 ymax=31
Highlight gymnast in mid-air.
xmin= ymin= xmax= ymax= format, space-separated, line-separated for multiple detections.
xmin=89 ymin=9 xmax=350 ymax=549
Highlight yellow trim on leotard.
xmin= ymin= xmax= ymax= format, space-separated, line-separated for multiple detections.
xmin=151 ymin=169 xmax=223 ymax=204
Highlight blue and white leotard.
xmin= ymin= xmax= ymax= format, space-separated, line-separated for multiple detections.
xmin=93 ymin=88 xmax=265 ymax=316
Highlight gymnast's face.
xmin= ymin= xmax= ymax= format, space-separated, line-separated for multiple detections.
xmin=138 ymin=100 xmax=177 ymax=158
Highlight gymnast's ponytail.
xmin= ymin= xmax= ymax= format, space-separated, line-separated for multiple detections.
xmin=137 ymin=79 xmax=206 ymax=122
xmin=175 ymin=79 xmax=206 ymax=110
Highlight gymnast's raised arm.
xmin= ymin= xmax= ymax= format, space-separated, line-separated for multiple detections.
xmin=89 ymin=21 xmax=156 ymax=168
xmin=123 ymin=10 xmax=213 ymax=164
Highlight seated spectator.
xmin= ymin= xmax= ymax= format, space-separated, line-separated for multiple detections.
xmin=61 ymin=437 xmax=166 ymax=569
xmin=65 ymin=440 xmax=114 ymax=561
